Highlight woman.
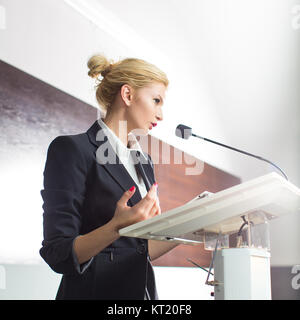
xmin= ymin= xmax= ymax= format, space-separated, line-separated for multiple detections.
xmin=40 ymin=54 xmax=178 ymax=300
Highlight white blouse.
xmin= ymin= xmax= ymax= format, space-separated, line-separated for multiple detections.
xmin=98 ymin=118 xmax=148 ymax=199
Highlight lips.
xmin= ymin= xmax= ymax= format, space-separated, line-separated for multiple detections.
xmin=149 ymin=122 xmax=157 ymax=130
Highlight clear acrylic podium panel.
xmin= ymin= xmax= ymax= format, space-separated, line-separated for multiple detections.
xmin=182 ymin=210 xmax=271 ymax=251
xmin=192 ymin=211 xmax=270 ymax=251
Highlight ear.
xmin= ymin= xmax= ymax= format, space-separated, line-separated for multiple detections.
xmin=120 ymin=84 xmax=134 ymax=107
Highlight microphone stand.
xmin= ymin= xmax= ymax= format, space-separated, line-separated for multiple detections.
xmin=191 ymin=133 xmax=288 ymax=181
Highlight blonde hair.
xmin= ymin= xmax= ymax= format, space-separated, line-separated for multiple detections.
xmin=87 ymin=54 xmax=169 ymax=112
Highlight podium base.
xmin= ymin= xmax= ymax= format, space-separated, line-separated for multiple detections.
xmin=213 ymin=248 xmax=271 ymax=300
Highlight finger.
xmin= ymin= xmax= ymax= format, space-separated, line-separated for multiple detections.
xmin=148 ymin=199 xmax=160 ymax=217
xmin=118 ymin=185 xmax=136 ymax=207
xmin=145 ymin=182 xmax=158 ymax=198
xmin=148 ymin=201 xmax=157 ymax=217
xmin=156 ymin=198 xmax=161 ymax=215
xmin=134 ymin=182 xmax=157 ymax=212
xmin=148 ymin=182 xmax=158 ymax=199
xmin=140 ymin=183 xmax=158 ymax=212
xmin=151 ymin=197 xmax=161 ymax=216
xmin=149 ymin=196 xmax=161 ymax=216
xmin=155 ymin=198 xmax=161 ymax=215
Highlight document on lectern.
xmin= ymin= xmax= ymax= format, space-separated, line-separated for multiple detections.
xmin=119 ymin=173 xmax=300 ymax=245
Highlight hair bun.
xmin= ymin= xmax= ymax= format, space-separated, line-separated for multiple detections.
xmin=100 ymin=64 xmax=112 ymax=78
xmin=87 ymin=54 xmax=113 ymax=79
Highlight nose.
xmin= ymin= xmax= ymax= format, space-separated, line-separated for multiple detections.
xmin=156 ymin=108 xmax=163 ymax=121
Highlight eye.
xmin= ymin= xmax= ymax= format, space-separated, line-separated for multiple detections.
xmin=154 ymin=98 xmax=160 ymax=104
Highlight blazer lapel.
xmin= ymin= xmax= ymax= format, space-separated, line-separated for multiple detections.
xmin=131 ymin=151 xmax=155 ymax=192
xmin=142 ymin=161 xmax=155 ymax=189
xmin=86 ymin=120 xmax=153 ymax=206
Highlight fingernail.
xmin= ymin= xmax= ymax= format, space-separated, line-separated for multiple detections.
xmin=129 ymin=186 xmax=135 ymax=192
xmin=154 ymin=182 xmax=158 ymax=187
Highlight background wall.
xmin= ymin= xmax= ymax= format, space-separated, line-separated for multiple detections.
xmin=0 ymin=60 xmax=97 ymax=264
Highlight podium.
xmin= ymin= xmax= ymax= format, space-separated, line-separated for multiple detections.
xmin=119 ymin=173 xmax=300 ymax=299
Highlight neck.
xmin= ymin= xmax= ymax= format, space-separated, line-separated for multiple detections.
xmin=102 ymin=109 xmax=130 ymax=147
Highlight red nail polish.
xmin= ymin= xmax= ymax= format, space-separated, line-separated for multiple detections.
xmin=129 ymin=186 xmax=135 ymax=192
xmin=154 ymin=182 xmax=158 ymax=187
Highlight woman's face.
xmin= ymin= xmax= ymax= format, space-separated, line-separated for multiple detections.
xmin=126 ymin=82 xmax=166 ymax=135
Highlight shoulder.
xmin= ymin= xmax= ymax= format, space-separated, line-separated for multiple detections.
xmin=48 ymin=132 xmax=91 ymax=157
xmin=45 ymin=133 xmax=93 ymax=173
xmin=49 ymin=132 xmax=87 ymax=149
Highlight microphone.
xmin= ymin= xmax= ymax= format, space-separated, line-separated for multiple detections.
xmin=175 ymin=124 xmax=288 ymax=181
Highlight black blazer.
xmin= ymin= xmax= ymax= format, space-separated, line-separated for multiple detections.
xmin=40 ymin=120 xmax=158 ymax=300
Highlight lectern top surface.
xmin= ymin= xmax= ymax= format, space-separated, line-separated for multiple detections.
xmin=119 ymin=173 xmax=300 ymax=244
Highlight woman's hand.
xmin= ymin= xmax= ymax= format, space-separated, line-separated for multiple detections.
xmin=74 ymin=183 xmax=161 ymax=264
xmin=110 ymin=183 xmax=160 ymax=232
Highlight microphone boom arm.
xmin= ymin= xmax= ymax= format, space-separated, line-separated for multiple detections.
xmin=192 ymin=133 xmax=288 ymax=181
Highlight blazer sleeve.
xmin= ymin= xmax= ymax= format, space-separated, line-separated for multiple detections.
xmin=39 ymin=135 xmax=93 ymax=275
